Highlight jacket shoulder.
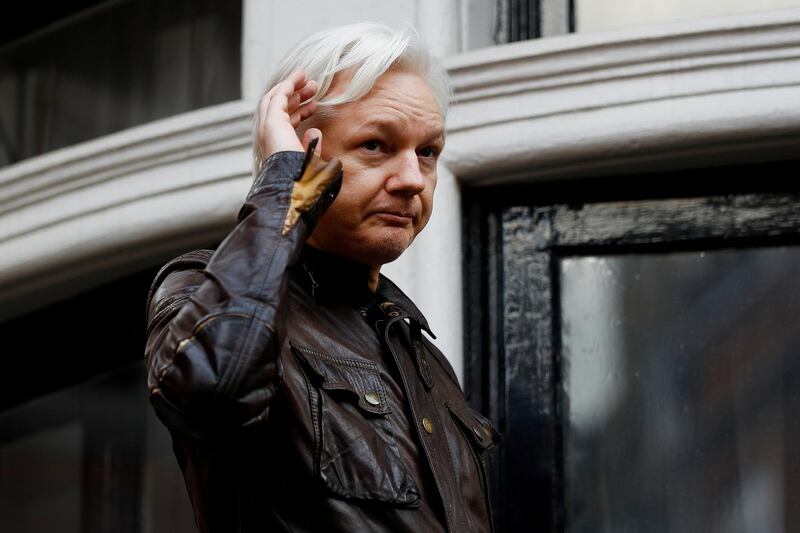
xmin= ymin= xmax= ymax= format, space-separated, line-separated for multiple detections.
xmin=145 ymin=249 xmax=215 ymax=323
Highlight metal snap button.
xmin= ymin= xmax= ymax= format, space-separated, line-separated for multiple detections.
xmin=422 ymin=417 xmax=434 ymax=434
xmin=364 ymin=391 xmax=381 ymax=406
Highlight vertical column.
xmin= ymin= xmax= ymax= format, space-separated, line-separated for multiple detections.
xmin=385 ymin=164 xmax=465 ymax=382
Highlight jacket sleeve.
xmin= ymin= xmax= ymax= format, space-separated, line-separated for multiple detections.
xmin=143 ymin=147 xmax=342 ymax=439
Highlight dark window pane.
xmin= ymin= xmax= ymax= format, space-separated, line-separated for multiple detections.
xmin=0 ymin=424 xmax=82 ymax=532
xmin=0 ymin=364 xmax=195 ymax=533
xmin=0 ymin=264 xmax=162 ymax=412
xmin=0 ymin=0 xmax=241 ymax=168
xmin=562 ymin=247 xmax=800 ymax=533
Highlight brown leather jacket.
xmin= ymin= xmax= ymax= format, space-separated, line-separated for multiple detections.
xmin=144 ymin=147 xmax=499 ymax=532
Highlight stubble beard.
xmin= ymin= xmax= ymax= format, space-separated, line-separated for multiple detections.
xmin=361 ymin=228 xmax=415 ymax=266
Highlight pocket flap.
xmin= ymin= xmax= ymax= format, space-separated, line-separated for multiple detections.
xmin=447 ymin=402 xmax=501 ymax=450
xmin=291 ymin=342 xmax=392 ymax=415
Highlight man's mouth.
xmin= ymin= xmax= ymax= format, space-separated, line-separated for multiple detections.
xmin=373 ymin=211 xmax=415 ymax=225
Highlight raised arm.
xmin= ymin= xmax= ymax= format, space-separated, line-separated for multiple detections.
xmin=143 ymin=70 xmax=341 ymax=439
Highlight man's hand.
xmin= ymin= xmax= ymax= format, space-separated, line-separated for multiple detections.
xmin=257 ymin=69 xmax=323 ymax=160
xmin=249 ymin=68 xmax=343 ymax=235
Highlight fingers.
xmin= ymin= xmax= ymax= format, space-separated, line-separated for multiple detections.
xmin=259 ymin=69 xmax=314 ymax=119
xmin=290 ymin=101 xmax=318 ymax=128
xmin=258 ymin=70 xmax=302 ymax=120
xmin=257 ymin=68 xmax=320 ymax=157
xmin=296 ymin=79 xmax=318 ymax=103
xmin=266 ymin=70 xmax=313 ymax=110
xmin=285 ymin=81 xmax=318 ymax=119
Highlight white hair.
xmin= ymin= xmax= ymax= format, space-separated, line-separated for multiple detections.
xmin=253 ymin=22 xmax=451 ymax=174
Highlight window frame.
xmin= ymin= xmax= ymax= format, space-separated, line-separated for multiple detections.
xmin=495 ymin=0 xmax=575 ymax=42
xmin=463 ymin=177 xmax=800 ymax=531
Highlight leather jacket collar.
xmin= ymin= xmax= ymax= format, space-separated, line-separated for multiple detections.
xmin=296 ymin=245 xmax=435 ymax=338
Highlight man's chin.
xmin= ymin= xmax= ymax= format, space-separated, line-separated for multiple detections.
xmin=310 ymin=228 xmax=416 ymax=266
xmin=361 ymin=230 xmax=414 ymax=265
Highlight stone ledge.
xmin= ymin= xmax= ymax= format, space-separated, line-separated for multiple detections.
xmin=0 ymin=101 xmax=254 ymax=320
xmin=444 ymin=8 xmax=800 ymax=183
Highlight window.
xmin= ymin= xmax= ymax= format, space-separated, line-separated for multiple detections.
xmin=494 ymin=0 xmax=574 ymax=43
xmin=563 ymin=246 xmax=799 ymax=532
xmin=0 ymin=260 xmax=210 ymax=532
xmin=0 ymin=365 xmax=195 ymax=533
xmin=464 ymin=161 xmax=800 ymax=531
xmin=0 ymin=0 xmax=242 ymax=168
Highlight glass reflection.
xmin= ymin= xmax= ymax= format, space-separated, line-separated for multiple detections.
xmin=0 ymin=0 xmax=241 ymax=168
xmin=562 ymin=247 xmax=800 ymax=533
xmin=0 ymin=424 xmax=82 ymax=532
xmin=0 ymin=364 xmax=195 ymax=533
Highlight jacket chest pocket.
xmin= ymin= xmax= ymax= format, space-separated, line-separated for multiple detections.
xmin=291 ymin=342 xmax=421 ymax=507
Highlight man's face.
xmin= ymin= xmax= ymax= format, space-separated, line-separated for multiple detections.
xmin=307 ymin=69 xmax=445 ymax=267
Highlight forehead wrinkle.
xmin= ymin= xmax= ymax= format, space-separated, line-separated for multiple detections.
xmin=371 ymin=89 xmax=440 ymax=121
xmin=318 ymin=71 xmax=445 ymax=133
xmin=359 ymin=113 xmax=442 ymax=139
xmin=324 ymin=72 xmax=444 ymax=142
xmin=365 ymin=76 xmax=440 ymax=114
xmin=352 ymin=100 xmax=442 ymax=139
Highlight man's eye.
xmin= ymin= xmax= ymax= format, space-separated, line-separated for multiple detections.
xmin=362 ymin=140 xmax=381 ymax=151
xmin=419 ymin=146 xmax=439 ymax=159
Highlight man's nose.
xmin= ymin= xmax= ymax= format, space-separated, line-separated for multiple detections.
xmin=386 ymin=151 xmax=426 ymax=196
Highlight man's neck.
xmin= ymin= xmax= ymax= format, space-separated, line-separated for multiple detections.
xmin=367 ymin=268 xmax=380 ymax=292
xmin=300 ymin=243 xmax=380 ymax=298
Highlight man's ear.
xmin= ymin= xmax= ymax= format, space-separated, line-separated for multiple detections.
xmin=301 ymin=128 xmax=323 ymax=158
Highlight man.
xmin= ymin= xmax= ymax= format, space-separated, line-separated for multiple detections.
xmin=144 ymin=22 xmax=499 ymax=532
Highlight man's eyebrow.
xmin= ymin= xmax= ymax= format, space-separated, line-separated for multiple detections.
xmin=358 ymin=119 xmax=445 ymax=141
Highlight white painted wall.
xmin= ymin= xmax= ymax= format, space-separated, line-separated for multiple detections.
xmin=577 ymin=0 xmax=800 ymax=33
xmin=242 ymin=0 xmax=462 ymax=100
xmin=382 ymin=164 xmax=464 ymax=383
